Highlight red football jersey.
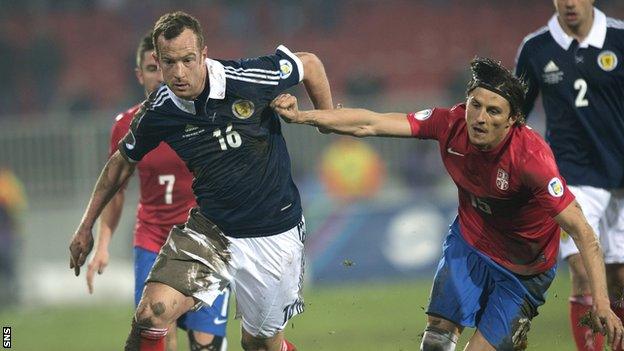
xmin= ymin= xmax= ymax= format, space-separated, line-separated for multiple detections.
xmin=407 ymin=104 xmax=574 ymax=275
xmin=110 ymin=104 xmax=196 ymax=253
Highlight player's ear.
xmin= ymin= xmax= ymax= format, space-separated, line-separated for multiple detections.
xmin=135 ymin=67 xmax=144 ymax=86
xmin=201 ymin=46 xmax=208 ymax=60
xmin=152 ymin=51 xmax=159 ymax=65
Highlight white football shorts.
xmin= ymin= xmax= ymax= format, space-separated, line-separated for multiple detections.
xmin=560 ymin=186 xmax=624 ymax=264
xmin=227 ymin=218 xmax=306 ymax=337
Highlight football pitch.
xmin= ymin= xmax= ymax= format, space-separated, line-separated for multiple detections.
xmin=1 ymin=275 xmax=576 ymax=350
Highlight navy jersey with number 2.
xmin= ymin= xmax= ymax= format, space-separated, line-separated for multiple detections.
xmin=119 ymin=45 xmax=304 ymax=238
xmin=515 ymin=9 xmax=624 ymax=188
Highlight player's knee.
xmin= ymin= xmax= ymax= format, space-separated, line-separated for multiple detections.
xmin=420 ymin=326 xmax=458 ymax=351
xmin=188 ymin=331 xmax=225 ymax=351
xmin=135 ymin=298 xmax=173 ymax=328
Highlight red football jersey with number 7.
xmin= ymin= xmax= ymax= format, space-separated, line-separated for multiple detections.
xmin=407 ymin=104 xmax=574 ymax=276
xmin=110 ymin=104 xmax=196 ymax=253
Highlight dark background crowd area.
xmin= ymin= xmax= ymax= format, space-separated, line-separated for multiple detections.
xmin=1 ymin=0 xmax=623 ymax=119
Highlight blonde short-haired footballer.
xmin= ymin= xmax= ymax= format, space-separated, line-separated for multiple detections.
xmin=69 ymin=10 xmax=334 ymax=351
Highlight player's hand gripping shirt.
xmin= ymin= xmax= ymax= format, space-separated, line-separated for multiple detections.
xmin=516 ymin=9 xmax=624 ymax=188
xmin=110 ymin=105 xmax=196 ymax=253
xmin=119 ymin=46 xmax=304 ymax=238
xmin=407 ymin=104 xmax=575 ymax=275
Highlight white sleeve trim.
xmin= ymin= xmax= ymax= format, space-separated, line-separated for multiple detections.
xmin=276 ymin=44 xmax=304 ymax=83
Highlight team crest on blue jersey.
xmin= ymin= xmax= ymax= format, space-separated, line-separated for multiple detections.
xmin=597 ymin=51 xmax=618 ymax=72
xmin=279 ymin=59 xmax=293 ymax=79
xmin=413 ymin=109 xmax=432 ymax=121
xmin=232 ymin=99 xmax=255 ymax=119
xmin=547 ymin=177 xmax=564 ymax=197
xmin=495 ymin=168 xmax=509 ymax=191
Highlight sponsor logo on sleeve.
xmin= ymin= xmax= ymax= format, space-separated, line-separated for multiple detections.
xmin=279 ymin=59 xmax=293 ymax=79
xmin=597 ymin=50 xmax=618 ymax=72
xmin=547 ymin=177 xmax=564 ymax=197
xmin=231 ymin=99 xmax=255 ymax=119
xmin=413 ymin=109 xmax=433 ymax=121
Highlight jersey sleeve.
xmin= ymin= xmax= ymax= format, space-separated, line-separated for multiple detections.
xmin=118 ymin=105 xmax=163 ymax=163
xmin=109 ymin=114 xmax=130 ymax=158
xmin=521 ymin=149 xmax=575 ymax=217
xmin=230 ymin=45 xmax=304 ymax=100
xmin=514 ymin=40 xmax=540 ymax=117
xmin=406 ymin=107 xmax=450 ymax=140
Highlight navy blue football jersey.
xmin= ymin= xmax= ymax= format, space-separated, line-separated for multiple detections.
xmin=119 ymin=45 xmax=305 ymax=238
xmin=515 ymin=9 xmax=624 ymax=188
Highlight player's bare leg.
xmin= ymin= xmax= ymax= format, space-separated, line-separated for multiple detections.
xmin=607 ymin=264 xmax=624 ymax=351
xmin=164 ymin=322 xmax=177 ymax=351
xmin=125 ymin=282 xmax=195 ymax=351
xmin=240 ymin=328 xmax=290 ymax=351
xmin=188 ymin=330 xmax=225 ymax=351
xmin=607 ymin=263 xmax=624 ymax=303
xmin=420 ymin=315 xmax=462 ymax=351
xmin=463 ymin=330 xmax=495 ymax=351
xmin=568 ymin=253 xmax=604 ymax=350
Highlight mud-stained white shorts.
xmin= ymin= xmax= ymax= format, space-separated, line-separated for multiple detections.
xmin=228 ymin=219 xmax=306 ymax=337
xmin=560 ymin=186 xmax=624 ymax=263
xmin=148 ymin=208 xmax=306 ymax=338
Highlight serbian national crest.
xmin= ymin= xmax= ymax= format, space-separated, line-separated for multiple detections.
xmin=496 ymin=168 xmax=509 ymax=191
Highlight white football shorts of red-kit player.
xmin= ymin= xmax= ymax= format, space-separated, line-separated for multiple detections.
xmin=560 ymin=185 xmax=624 ymax=263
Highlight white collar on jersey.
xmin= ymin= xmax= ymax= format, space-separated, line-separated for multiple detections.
xmin=205 ymin=58 xmax=226 ymax=100
xmin=163 ymin=58 xmax=226 ymax=115
xmin=548 ymin=7 xmax=607 ymax=50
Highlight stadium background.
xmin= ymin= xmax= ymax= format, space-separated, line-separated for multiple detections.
xmin=1 ymin=0 xmax=623 ymax=350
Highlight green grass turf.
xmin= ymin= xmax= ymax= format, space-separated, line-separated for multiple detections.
xmin=0 ymin=274 xmax=575 ymax=350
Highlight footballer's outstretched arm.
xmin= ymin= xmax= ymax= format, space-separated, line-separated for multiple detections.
xmin=271 ymin=93 xmax=412 ymax=137
xmin=555 ymin=200 xmax=624 ymax=349
xmin=69 ymin=150 xmax=135 ymax=276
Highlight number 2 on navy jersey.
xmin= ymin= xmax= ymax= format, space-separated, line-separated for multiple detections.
xmin=158 ymin=174 xmax=175 ymax=204
xmin=574 ymin=79 xmax=589 ymax=107
xmin=213 ymin=123 xmax=242 ymax=150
